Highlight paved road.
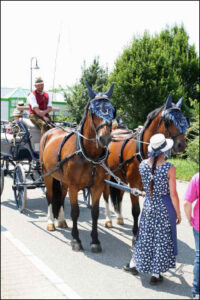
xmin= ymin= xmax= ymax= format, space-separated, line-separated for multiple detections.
xmin=1 ymin=176 xmax=195 ymax=299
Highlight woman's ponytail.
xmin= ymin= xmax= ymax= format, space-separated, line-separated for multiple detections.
xmin=149 ymin=156 xmax=159 ymax=196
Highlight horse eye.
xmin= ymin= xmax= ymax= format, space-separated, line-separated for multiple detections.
xmin=101 ymin=103 xmax=108 ymax=114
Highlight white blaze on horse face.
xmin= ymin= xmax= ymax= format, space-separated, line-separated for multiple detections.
xmin=47 ymin=204 xmax=54 ymax=224
xmin=58 ymin=206 xmax=65 ymax=222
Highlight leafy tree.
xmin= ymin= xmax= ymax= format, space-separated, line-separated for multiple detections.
xmin=107 ymin=25 xmax=199 ymax=129
xmin=184 ymin=84 xmax=199 ymax=164
xmin=63 ymin=57 xmax=108 ymax=123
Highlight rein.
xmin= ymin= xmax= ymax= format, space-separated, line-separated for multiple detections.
xmin=109 ymin=107 xmax=185 ymax=171
xmin=39 ymin=100 xmax=112 ymax=180
xmin=156 ymin=108 xmax=184 ymax=139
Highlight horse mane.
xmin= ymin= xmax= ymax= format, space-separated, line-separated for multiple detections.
xmin=142 ymin=105 xmax=164 ymax=130
xmin=77 ymin=100 xmax=91 ymax=133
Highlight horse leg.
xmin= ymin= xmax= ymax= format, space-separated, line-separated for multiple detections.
xmin=103 ymin=184 xmax=113 ymax=228
xmin=57 ymin=186 xmax=68 ymax=228
xmin=90 ymin=188 xmax=102 ymax=253
xmin=130 ymin=194 xmax=140 ymax=244
xmin=44 ymin=176 xmax=56 ymax=231
xmin=110 ymin=184 xmax=124 ymax=225
xmin=115 ymin=191 xmax=124 ymax=225
xmin=68 ymin=187 xmax=83 ymax=251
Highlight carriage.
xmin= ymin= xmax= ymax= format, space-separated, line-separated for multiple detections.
xmin=0 ymin=116 xmax=91 ymax=212
xmin=1 ymin=85 xmax=189 ymax=252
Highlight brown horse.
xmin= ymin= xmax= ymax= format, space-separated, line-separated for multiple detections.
xmin=103 ymin=94 xmax=189 ymax=241
xmin=39 ymin=82 xmax=116 ymax=252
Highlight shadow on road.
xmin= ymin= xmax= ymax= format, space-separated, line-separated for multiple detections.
xmin=139 ymin=270 xmax=192 ymax=298
xmin=177 ymin=239 xmax=195 ymax=265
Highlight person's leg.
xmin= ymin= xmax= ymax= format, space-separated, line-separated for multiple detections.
xmin=29 ymin=114 xmax=48 ymax=135
xmin=192 ymin=228 xmax=200 ymax=298
xmin=123 ymin=257 xmax=138 ymax=275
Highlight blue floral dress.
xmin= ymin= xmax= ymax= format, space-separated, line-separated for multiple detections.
xmin=132 ymin=160 xmax=177 ymax=274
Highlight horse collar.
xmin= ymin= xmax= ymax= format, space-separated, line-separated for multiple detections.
xmin=77 ymin=126 xmax=109 ymax=165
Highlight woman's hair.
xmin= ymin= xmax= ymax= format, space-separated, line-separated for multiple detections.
xmin=149 ymin=156 xmax=159 ymax=196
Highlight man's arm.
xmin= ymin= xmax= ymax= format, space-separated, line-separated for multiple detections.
xmin=184 ymin=174 xmax=197 ymax=226
xmin=33 ymin=106 xmax=52 ymax=117
xmin=184 ymin=201 xmax=192 ymax=226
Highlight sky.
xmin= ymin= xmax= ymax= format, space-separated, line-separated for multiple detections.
xmin=1 ymin=1 xmax=199 ymax=91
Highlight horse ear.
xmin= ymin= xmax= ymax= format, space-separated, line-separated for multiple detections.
xmin=176 ymin=97 xmax=183 ymax=109
xmin=85 ymin=81 xmax=96 ymax=100
xmin=164 ymin=93 xmax=172 ymax=109
xmin=104 ymin=83 xmax=114 ymax=98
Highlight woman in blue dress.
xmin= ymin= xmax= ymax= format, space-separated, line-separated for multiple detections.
xmin=123 ymin=133 xmax=182 ymax=285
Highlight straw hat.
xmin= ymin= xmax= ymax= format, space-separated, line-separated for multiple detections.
xmin=12 ymin=108 xmax=22 ymax=117
xmin=35 ymin=77 xmax=44 ymax=85
xmin=17 ymin=100 xmax=25 ymax=107
xmin=148 ymin=133 xmax=174 ymax=157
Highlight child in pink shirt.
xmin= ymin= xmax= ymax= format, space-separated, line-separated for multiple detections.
xmin=184 ymin=172 xmax=199 ymax=299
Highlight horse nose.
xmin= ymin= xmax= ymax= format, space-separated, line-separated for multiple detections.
xmin=175 ymin=140 xmax=185 ymax=152
xmin=99 ymin=135 xmax=111 ymax=147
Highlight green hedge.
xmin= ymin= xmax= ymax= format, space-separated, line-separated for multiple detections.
xmin=168 ymin=158 xmax=199 ymax=181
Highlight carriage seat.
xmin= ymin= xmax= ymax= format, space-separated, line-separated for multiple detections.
xmin=1 ymin=132 xmax=15 ymax=143
xmin=21 ymin=118 xmax=41 ymax=152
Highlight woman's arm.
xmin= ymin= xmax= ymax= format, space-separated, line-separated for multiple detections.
xmin=168 ymin=165 xmax=181 ymax=224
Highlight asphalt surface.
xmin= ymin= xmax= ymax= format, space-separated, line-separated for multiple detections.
xmin=1 ymin=175 xmax=195 ymax=299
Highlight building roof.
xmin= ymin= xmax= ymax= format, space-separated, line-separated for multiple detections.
xmin=1 ymin=87 xmax=66 ymax=102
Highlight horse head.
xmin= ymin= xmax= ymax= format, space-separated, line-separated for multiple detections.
xmin=86 ymin=82 xmax=116 ymax=147
xmin=160 ymin=94 xmax=189 ymax=153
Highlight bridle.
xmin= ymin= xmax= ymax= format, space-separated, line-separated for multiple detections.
xmin=156 ymin=107 xmax=184 ymax=139
xmin=88 ymin=98 xmax=114 ymax=138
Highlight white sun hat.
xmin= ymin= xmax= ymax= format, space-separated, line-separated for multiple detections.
xmin=35 ymin=77 xmax=44 ymax=85
xmin=148 ymin=133 xmax=174 ymax=157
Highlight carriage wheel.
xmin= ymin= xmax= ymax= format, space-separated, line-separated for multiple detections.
xmin=13 ymin=164 xmax=27 ymax=213
xmin=0 ymin=168 xmax=4 ymax=195
xmin=83 ymin=188 xmax=91 ymax=208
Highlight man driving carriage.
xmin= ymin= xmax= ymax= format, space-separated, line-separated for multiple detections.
xmin=27 ymin=77 xmax=53 ymax=135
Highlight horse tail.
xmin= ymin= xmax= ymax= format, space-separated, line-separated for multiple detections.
xmin=52 ymin=178 xmax=62 ymax=219
xmin=109 ymin=176 xmax=122 ymax=213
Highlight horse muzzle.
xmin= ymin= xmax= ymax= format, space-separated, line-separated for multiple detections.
xmin=98 ymin=134 xmax=112 ymax=147
xmin=173 ymin=138 xmax=186 ymax=153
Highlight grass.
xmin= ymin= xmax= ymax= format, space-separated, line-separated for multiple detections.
xmin=168 ymin=157 xmax=199 ymax=182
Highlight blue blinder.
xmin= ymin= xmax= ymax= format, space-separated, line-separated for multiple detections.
xmin=90 ymin=99 xmax=115 ymax=123
xmin=165 ymin=109 xmax=189 ymax=134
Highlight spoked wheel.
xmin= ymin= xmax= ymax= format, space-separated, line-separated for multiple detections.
xmin=0 ymin=168 xmax=4 ymax=195
xmin=12 ymin=163 xmax=27 ymax=213
xmin=82 ymin=187 xmax=91 ymax=208
xmin=28 ymin=161 xmax=46 ymax=195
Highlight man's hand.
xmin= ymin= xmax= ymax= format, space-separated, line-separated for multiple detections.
xmin=176 ymin=212 xmax=182 ymax=225
xmin=33 ymin=107 xmax=46 ymax=117
xmin=43 ymin=116 xmax=50 ymax=122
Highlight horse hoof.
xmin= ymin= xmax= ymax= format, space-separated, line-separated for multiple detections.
xmin=71 ymin=240 xmax=84 ymax=252
xmin=91 ymin=243 xmax=102 ymax=253
xmin=47 ymin=224 xmax=56 ymax=231
xmin=105 ymin=220 xmax=113 ymax=228
xmin=58 ymin=220 xmax=68 ymax=228
xmin=116 ymin=217 xmax=124 ymax=225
